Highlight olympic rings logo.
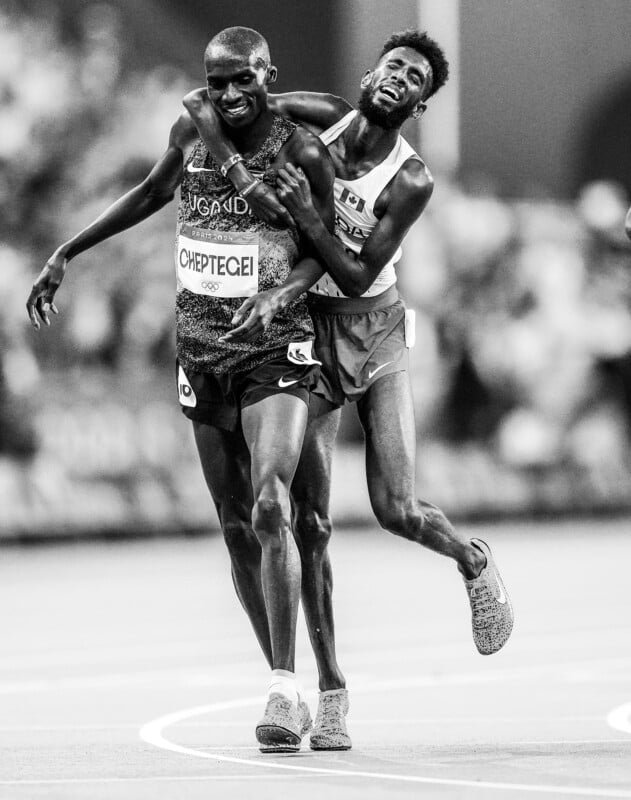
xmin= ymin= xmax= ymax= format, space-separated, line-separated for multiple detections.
xmin=201 ymin=281 xmax=221 ymax=292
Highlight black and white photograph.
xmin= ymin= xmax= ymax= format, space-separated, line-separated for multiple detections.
xmin=1 ymin=0 xmax=630 ymax=797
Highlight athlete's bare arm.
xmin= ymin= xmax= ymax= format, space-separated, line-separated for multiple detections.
xmin=220 ymin=128 xmax=335 ymax=344
xmin=278 ymin=158 xmax=433 ymax=297
xmin=268 ymin=92 xmax=352 ymax=134
xmin=626 ymin=206 xmax=631 ymax=241
xmin=182 ymin=88 xmax=349 ymax=229
xmin=26 ymin=113 xmax=198 ymax=329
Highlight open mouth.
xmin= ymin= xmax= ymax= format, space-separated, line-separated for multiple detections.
xmin=378 ymin=85 xmax=402 ymax=102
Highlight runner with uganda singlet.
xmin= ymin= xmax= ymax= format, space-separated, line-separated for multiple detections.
xmin=26 ymin=26 xmax=336 ymax=754
xmin=183 ymin=29 xmax=515 ymax=751
xmin=176 ymin=114 xmax=321 ymax=430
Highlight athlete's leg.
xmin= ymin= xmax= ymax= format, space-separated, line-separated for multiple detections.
xmin=192 ymin=421 xmax=272 ymax=666
xmin=291 ymin=396 xmax=351 ymax=750
xmin=291 ymin=395 xmax=345 ymax=691
xmin=357 ymin=370 xmax=514 ymax=655
xmin=357 ymin=371 xmax=484 ymax=578
xmin=241 ymin=392 xmax=308 ymax=673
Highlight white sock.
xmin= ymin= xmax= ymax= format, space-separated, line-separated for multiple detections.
xmin=268 ymin=669 xmax=298 ymax=706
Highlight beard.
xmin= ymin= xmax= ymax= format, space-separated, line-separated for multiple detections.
xmin=357 ymin=85 xmax=413 ymax=130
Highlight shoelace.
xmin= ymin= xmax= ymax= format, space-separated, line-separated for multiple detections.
xmin=315 ymin=695 xmax=346 ymax=732
xmin=469 ymin=584 xmax=500 ymax=625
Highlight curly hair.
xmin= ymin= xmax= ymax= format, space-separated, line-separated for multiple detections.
xmin=378 ymin=30 xmax=449 ymax=99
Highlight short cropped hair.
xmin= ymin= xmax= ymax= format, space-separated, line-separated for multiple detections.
xmin=205 ymin=26 xmax=270 ymax=70
xmin=378 ymin=29 xmax=449 ymax=98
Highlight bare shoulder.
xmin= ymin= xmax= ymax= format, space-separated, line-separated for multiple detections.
xmin=393 ymin=157 xmax=434 ymax=200
xmin=168 ymin=110 xmax=199 ymax=149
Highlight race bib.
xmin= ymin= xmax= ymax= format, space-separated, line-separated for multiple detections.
xmin=176 ymin=224 xmax=259 ymax=298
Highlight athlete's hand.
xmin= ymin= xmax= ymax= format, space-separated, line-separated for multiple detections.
xmin=219 ymin=289 xmax=283 ymax=344
xmin=276 ymin=163 xmax=319 ymax=230
xmin=26 ymin=250 xmax=66 ymax=330
xmin=247 ymin=182 xmax=296 ymax=231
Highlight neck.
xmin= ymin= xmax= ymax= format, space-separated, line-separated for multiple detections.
xmin=345 ymin=112 xmax=400 ymax=159
xmin=224 ymin=109 xmax=274 ymax=159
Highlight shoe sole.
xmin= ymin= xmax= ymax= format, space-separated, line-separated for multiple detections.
xmin=310 ymin=742 xmax=352 ymax=751
xmin=256 ymin=724 xmax=301 ymax=753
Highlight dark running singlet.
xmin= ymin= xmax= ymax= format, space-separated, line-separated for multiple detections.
xmin=175 ymin=114 xmax=314 ymax=374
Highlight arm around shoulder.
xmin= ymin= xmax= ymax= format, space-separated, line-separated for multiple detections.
xmin=269 ymin=92 xmax=352 ymax=131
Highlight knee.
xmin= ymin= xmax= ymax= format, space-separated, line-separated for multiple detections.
xmin=294 ymin=506 xmax=332 ymax=556
xmin=252 ymin=496 xmax=291 ymax=544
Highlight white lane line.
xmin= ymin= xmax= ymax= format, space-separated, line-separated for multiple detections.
xmin=139 ymin=690 xmax=631 ymax=797
xmin=511 ymin=739 xmax=631 ymax=746
xmin=0 ymin=774 xmax=325 ymax=786
xmin=607 ymin=702 xmax=631 ymax=734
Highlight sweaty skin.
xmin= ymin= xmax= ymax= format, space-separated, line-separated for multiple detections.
xmin=183 ymin=44 xmax=490 ymax=697
xmin=27 ymin=36 xmax=337 ymax=696
xmin=27 ymin=68 xmax=334 ymax=330
xmin=184 ymin=49 xmax=434 ymax=297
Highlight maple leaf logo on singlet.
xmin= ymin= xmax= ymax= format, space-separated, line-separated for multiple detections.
xmin=339 ymin=187 xmax=365 ymax=213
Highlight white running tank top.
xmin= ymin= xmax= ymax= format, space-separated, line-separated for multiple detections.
xmin=311 ymin=110 xmax=421 ymax=298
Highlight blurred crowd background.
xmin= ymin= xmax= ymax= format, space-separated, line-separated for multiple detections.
xmin=2 ymin=0 xmax=631 ymax=538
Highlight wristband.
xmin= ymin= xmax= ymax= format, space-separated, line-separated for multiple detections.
xmin=239 ymin=178 xmax=262 ymax=198
xmin=219 ymin=153 xmax=244 ymax=177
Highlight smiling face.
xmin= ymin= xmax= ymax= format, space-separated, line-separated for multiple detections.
xmin=204 ymin=47 xmax=275 ymax=129
xmin=358 ymin=46 xmax=432 ymax=130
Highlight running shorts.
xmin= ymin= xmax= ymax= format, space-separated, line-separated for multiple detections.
xmin=176 ymin=341 xmax=321 ymax=431
xmin=307 ymin=284 xmax=412 ymax=407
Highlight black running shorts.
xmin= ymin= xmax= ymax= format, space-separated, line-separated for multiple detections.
xmin=307 ymin=284 xmax=411 ymax=407
xmin=177 ymin=341 xmax=320 ymax=432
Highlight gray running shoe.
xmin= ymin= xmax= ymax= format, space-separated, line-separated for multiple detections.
xmin=464 ymin=537 xmax=514 ymax=655
xmin=310 ymin=688 xmax=352 ymax=750
xmin=256 ymin=693 xmax=302 ymax=753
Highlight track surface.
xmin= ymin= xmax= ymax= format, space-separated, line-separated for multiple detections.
xmin=1 ymin=519 xmax=630 ymax=799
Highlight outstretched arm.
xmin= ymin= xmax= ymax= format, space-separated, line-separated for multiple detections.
xmin=277 ymin=159 xmax=433 ymax=297
xmin=27 ymin=113 xmax=197 ymax=329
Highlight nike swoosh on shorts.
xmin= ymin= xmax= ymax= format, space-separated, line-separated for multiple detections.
xmin=278 ymin=376 xmax=300 ymax=388
xmin=368 ymin=361 xmax=394 ymax=380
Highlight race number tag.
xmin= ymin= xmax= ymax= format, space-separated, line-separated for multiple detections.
xmin=404 ymin=309 xmax=416 ymax=348
xmin=287 ymin=340 xmax=322 ymax=365
xmin=176 ymin=224 xmax=259 ymax=298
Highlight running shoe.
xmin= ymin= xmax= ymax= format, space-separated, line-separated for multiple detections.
xmin=310 ymin=688 xmax=352 ymax=750
xmin=463 ymin=538 xmax=514 ymax=655
xmin=256 ymin=693 xmax=302 ymax=753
